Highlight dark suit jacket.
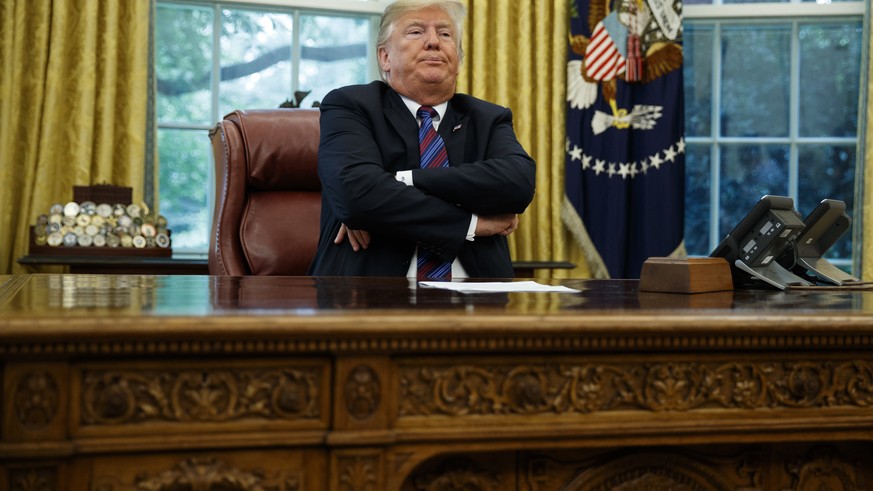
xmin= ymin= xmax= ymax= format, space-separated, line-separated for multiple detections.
xmin=308 ymin=81 xmax=536 ymax=277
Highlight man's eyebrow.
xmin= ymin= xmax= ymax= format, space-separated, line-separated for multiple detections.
xmin=402 ymin=20 xmax=425 ymax=29
xmin=401 ymin=19 xmax=454 ymax=31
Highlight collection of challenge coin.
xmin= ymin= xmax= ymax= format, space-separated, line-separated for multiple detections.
xmin=34 ymin=201 xmax=171 ymax=249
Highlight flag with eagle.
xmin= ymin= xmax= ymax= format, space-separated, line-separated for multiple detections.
xmin=563 ymin=0 xmax=685 ymax=278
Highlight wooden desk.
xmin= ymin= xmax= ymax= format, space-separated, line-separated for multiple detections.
xmin=508 ymin=260 xmax=576 ymax=278
xmin=1 ymin=274 xmax=872 ymax=490
xmin=17 ymin=254 xmax=210 ymax=275
xmin=17 ymin=256 xmax=570 ymax=277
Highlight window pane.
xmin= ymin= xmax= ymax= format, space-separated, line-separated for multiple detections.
xmin=156 ymin=4 xmax=213 ymax=125
xmin=798 ymin=21 xmax=863 ymax=137
xmin=153 ymin=2 xmax=382 ymax=255
xmin=797 ymin=144 xmax=856 ymax=260
xmin=684 ymin=144 xmax=712 ymax=255
xmin=718 ymin=144 xmax=789 ymax=238
xmin=684 ymin=23 xmax=713 ymax=137
xmin=720 ymin=24 xmax=790 ymax=137
xmin=299 ymin=14 xmax=370 ymax=105
xmin=158 ymin=129 xmax=211 ymax=251
xmin=219 ymin=9 xmax=294 ymax=115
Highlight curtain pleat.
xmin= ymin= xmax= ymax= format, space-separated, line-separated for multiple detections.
xmin=862 ymin=4 xmax=873 ymax=280
xmin=0 ymin=0 xmax=149 ymax=275
xmin=458 ymin=0 xmax=591 ymax=278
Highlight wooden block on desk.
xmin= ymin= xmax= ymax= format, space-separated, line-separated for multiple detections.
xmin=639 ymin=257 xmax=733 ymax=294
xmin=638 ymin=290 xmax=734 ymax=309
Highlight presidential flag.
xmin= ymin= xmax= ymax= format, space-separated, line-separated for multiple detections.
xmin=563 ymin=0 xmax=685 ymax=279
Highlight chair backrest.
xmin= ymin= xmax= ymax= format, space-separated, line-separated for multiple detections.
xmin=208 ymin=108 xmax=321 ymax=275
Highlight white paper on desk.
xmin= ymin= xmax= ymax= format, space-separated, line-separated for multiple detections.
xmin=419 ymin=280 xmax=580 ymax=294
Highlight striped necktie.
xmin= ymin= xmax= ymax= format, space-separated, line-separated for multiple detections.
xmin=416 ymin=106 xmax=452 ymax=280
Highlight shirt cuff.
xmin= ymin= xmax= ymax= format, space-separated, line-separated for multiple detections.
xmin=467 ymin=214 xmax=477 ymax=241
xmin=395 ymin=170 xmax=414 ymax=186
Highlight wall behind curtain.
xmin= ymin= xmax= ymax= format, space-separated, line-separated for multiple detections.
xmin=0 ymin=0 xmax=150 ymax=275
xmin=457 ymin=0 xmax=591 ymax=278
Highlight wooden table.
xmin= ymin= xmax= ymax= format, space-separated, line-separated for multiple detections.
xmin=16 ymin=256 xmax=572 ymax=277
xmin=17 ymin=254 xmax=210 ymax=275
xmin=1 ymin=274 xmax=872 ymax=491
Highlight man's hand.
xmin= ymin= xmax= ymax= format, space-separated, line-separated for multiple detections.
xmin=334 ymin=223 xmax=371 ymax=252
xmin=336 ymin=215 xmax=517 ymax=251
xmin=475 ymin=214 xmax=519 ymax=237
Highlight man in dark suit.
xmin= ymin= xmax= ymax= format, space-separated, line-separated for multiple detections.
xmin=308 ymin=0 xmax=536 ymax=278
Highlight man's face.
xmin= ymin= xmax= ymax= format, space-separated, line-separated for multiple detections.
xmin=378 ymin=6 xmax=460 ymax=102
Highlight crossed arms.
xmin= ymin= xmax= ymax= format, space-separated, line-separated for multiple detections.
xmin=317 ymin=87 xmax=536 ymax=259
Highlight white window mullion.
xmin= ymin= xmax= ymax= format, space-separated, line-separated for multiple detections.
xmin=788 ymin=19 xmax=801 ymax=202
xmin=710 ymin=21 xmax=722 ymax=252
xmin=211 ymin=4 xmax=221 ymax=124
xmin=686 ymin=3 xmax=864 ymax=20
xmin=207 ymin=3 xmax=222 ymax=255
xmin=292 ymin=10 xmax=301 ymax=95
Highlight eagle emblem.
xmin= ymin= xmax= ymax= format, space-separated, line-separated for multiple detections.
xmin=567 ymin=0 xmax=683 ymax=134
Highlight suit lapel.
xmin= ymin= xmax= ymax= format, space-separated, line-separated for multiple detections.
xmin=440 ymin=102 xmax=468 ymax=166
xmin=383 ymin=89 xmax=421 ymax=170
xmin=383 ymin=88 xmax=469 ymax=169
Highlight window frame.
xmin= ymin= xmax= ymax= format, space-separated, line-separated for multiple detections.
xmin=152 ymin=0 xmax=869 ymax=265
xmin=683 ymin=1 xmax=866 ymax=271
xmin=154 ymin=0 xmax=382 ymax=256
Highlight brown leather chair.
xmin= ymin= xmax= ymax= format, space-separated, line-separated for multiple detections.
xmin=208 ymin=108 xmax=321 ymax=275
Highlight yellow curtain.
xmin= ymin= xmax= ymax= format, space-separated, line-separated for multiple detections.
xmin=458 ymin=0 xmax=591 ymax=278
xmin=863 ymin=8 xmax=873 ymax=280
xmin=0 ymin=0 xmax=150 ymax=275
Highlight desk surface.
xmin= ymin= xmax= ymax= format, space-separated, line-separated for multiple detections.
xmin=1 ymin=274 xmax=872 ymax=351
xmin=1 ymin=273 xmax=869 ymax=316
xmin=3 ymin=273 xmax=869 ymax=311
xmin=17 ymin=255 xmax=573 ymax=277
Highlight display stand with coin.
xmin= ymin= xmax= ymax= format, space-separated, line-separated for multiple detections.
xmin=28 ymin=185 xmax=172 ymax=258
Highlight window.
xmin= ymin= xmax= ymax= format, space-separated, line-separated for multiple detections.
xmin=683 ymin=2 xmax=865 ymax=270
xmin=153 ymin=1 xmax=867 ymax=266
xmin=154 ymin=1 xmax=381 ymax=253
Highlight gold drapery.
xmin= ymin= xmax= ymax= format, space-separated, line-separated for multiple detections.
xmin=0 ymin=0 xmax=150 ymax=275
xmin=457 ymin=0 xmax=591 ymax=278
xmin=862 ymin=5 xmax=873 ymax=280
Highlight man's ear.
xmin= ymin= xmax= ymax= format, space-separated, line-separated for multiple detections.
xmin=378 ymin=46 xmax=390 ymax=73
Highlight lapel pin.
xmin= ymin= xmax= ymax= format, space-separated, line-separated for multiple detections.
xmin=453 ymin=124 xmax=462 ymax=132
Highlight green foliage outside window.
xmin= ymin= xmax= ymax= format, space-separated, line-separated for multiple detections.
xmin=155 ymin=3 xmax=372 ymax=252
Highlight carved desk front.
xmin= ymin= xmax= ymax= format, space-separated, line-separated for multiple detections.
xmin=1 ymin=274 xmax=872 ymax=491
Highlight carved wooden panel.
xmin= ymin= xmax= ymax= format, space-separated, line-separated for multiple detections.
xmin=14 ymin=371 xmax=60 ymax=431
xmin=400 ymin=454 xmax=515 ymax=491
xmin=410 ymin=459 xmax=503 ymax=491
xmin=344 ymin=365 xmax=381 ymax=420
xmin=525 ymin=451 xmax=748 ymax=491
xmin=7 ymin=466 xmax=58 ymax=491
xmin=396 ymin=443 xmax=872 ymax=491
xmin=397 ymin=358 xmax=873 ymax=418
xmin=71 ymin=360 xmax=329 ymax=437
xmin=3 ymin=363 xmax=69 ymax=442
xmin=333 ymin=450 xmax=383 ymax=491
xmin=333 ymin=357 xmax=391 ymax=431
xmin=778 ymin=445 xmax=869 ymax=491
xmin=88 ymin=451 xmax=309 ymax=491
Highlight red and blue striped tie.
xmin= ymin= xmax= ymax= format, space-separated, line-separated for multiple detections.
xmin=416 ymin=106 xmax=452 ymax=280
